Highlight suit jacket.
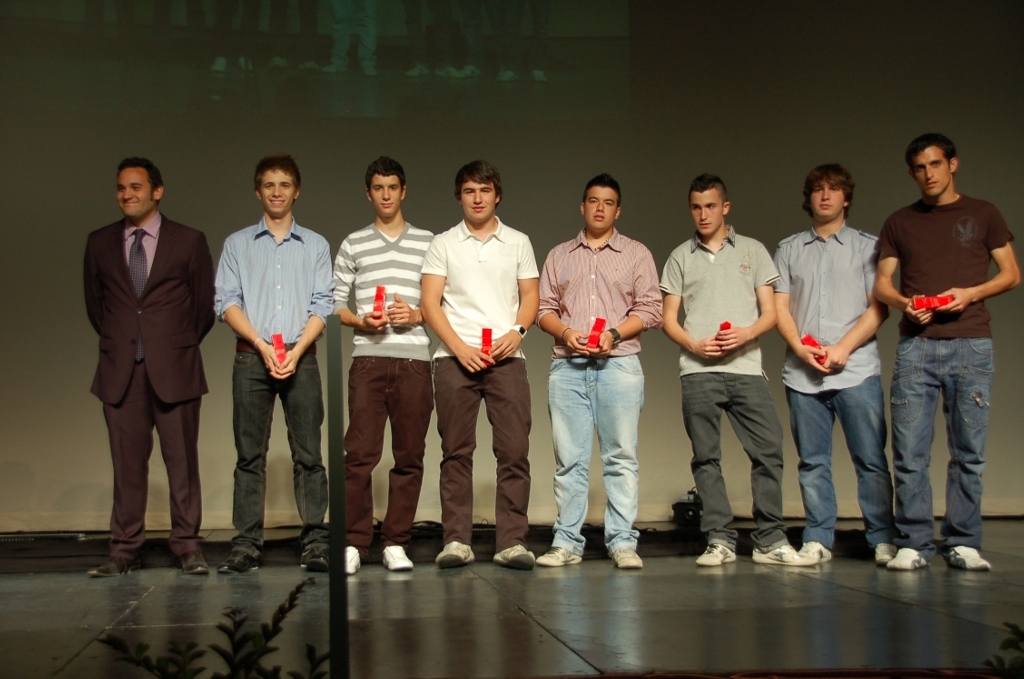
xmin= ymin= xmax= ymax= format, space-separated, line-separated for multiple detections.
xmin=84 ymin=217 xmax=216 ymax=405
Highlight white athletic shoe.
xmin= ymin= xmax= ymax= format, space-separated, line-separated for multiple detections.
xmin=536 ymin=547 xmax=582 ymax=567
xmin=493 ymin=544 xmax=535 ymax=570
xmin=435 ymin=540 xmax=475 ymax=569
xmin=695 ymin=543 xmax=736 ymax=567
xmin=797 ymin=541 xmax=832 ymax=564
xmin=945 ymin=546 xmax=991 ymax=571
xmin=886 ymin=547 xmax=929 ymax=570
xmin=753 ymin=543 xmax=817 ymax=566
xmin=344 ymin=546 xmax=361 ymax=575
xmin=382 ymin=545 xmax=414 ymax=571
xmin=611 ymin=547 xmax=643 ymax=569
xmin=874 ymin=543 xmax=898 ymax=566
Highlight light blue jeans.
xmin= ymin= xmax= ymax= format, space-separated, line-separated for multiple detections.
xmin=890 ymin=337 xmax=993 ymax=560
xmin=548 ymin=355 xmax=644 ymax=555
xmin=786 ymin=375 xmax=896 ymax=550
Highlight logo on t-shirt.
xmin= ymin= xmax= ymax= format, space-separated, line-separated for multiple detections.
xmin=739 ymin=251 xmax=752 ymax=274
xmin=954 ymin=217 xmax=977 ymax=247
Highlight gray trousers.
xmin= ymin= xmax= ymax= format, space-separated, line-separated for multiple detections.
xmin=681 ymin=372 xmax=787 ymax=551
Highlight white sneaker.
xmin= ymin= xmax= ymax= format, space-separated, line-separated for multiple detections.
xmin=945 ymin=546 xmax=991 ymax=571
xmin=611 ymin=547 xmax=643 ymax=569
xmin=458 ymin=65 xmax=481 ymax=78
xmin=797 ymin=541 xmax=831 ymax=564
xmin=493 ymin=544 xmax=535 ymax=570
xmin=268 ymin=56 xmax=289 ymax=68
xmin=886 ymin=547 xmax=929 ymax=570
xmin=753 ymin=542 xmax=817 ymax=566
xmin=695 ymin=543 xmax=736 ymax=567
xmin=297 ymin=60 xmax=320 ymax=70
xmin=406 ymin=63 xmax=430 ymax=77
xmin=536 ymin=547 xmax=581 ymax=567
xmin=382 ymin=545 xmax=414 ymax=572
xmin=435 ymin=65 xmax=465 ymax=78
xmin=874 ymin=543 xmax=898 ymax=566
xmin=344 ymin=546 xmax=360 ymax=575
xmin=497 ymin=68 xmax=518 ymax=82
xmin=321 ymin=60 xmax=347 ymax=73
xmin=210 ymin=56 xmax=227 ymax=73
xmin=435 ymin=540 xmax=475 ymax=569
xmin=531 ymin=69 xmax=547 ymax=82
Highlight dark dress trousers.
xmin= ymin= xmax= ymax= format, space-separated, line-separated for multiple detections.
xmin=84 ymin=217 xmax=216 ymax=559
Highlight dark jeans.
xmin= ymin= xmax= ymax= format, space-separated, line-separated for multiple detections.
xmin=402 ymin=0 xmax=456 ymax=67
xmin=433 ymin=356 xmax=532 ymax=549
xmin=345 ymin=357 xmax=433 ymax=559
xmin=231 ymin=351 xmax=329 ymax=556
xmin=460 ymin=0 xmax=518 ymax=70
xmin=682 ymin=372 xmax=787 ymax=551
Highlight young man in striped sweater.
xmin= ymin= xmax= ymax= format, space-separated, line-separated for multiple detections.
xmin=333 ymin=156 xmax=435 ymax=574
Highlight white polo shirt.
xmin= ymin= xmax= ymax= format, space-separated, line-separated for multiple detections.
xmin=422 ymin=218 xmax=539 ymax=359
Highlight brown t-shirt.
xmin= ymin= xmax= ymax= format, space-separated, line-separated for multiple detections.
xmin=877 ymin=195 xmax=1013 ymax=338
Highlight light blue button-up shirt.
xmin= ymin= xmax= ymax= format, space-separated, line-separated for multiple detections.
xmin=215 ymin=218 xmax=335 ymax=344
xmin=773 ymin=224 xmax=881 ymax=393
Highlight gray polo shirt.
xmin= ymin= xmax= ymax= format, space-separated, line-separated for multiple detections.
xmin=661 ymin=226 xmax=780 ymax=377
xmin=773 ymin=223 xmax=882 ymax=394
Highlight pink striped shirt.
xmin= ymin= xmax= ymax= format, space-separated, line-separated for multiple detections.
xmin=538 ymin=229 xmax=663 ymax=358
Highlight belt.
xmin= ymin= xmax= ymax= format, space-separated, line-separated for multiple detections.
xmin=236 ymin=339 xmax=316 ymax=356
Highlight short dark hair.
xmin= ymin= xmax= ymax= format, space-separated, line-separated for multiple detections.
xmin=118 ymin=157 xmax=163 ymax=190
xmin=582 ymin=173 xmax=622 ymax=205
xmin=365 ymin=156 xmax=406 ymax=189
xmin=689 ymin=173 xmax=728 ymax=202
xmin=905 ymin=133 xmax=957 ymax=169
xmin=454 ymin=160 xmax=502 ymax=200
xmin=802 ymin=164 xmax=855 ymax=217
xmin=254 ymin=154 xmax=301 ymax=190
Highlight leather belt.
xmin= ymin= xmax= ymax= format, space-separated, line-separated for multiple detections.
xmin=236 ymin=339 xmax=316 ymax=356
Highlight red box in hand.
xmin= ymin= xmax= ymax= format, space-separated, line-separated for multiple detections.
xmin=271 ymin=333 xmax=288 ymax=364
xmin=719 ymin=321 xmax=731 ymax=331
xmin=482 ymin=328 xmax=493 ymax=364
xmin=912 ymin=295 xmax=954 ymax=310
xmin=373 ymin=285 xmax=386 ymax=314
xmin=587 ymin=318 xmax=607 ymax=349
xmin=800 ymin=334 xmax=826 ymax=365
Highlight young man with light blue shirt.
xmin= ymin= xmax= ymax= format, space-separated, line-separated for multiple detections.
xmin=214 ymin=154 xmax=334 ymax=574
xmin=773 ymin=164 xmax=898 ymax=566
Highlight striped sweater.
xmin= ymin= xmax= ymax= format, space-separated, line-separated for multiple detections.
xmin=332 ymin=224 xmax=434 ymax=359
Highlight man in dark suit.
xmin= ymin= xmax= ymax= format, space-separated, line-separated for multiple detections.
xmin=84 ymin=157 xmax=216 ymax=577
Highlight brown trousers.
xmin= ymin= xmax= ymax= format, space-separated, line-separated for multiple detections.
xmin=433 ymin=357 xmax=532 ymax=550
xmin=344 ymin=357 xmax=433 ymax=558
xmin=103 ymin=360 xmax=203 ymax=559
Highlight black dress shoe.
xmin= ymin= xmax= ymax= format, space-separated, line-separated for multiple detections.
xmin=180 ymin=550 xmax=210 ymax=575
xmin=217 ymin=551 xmax=260 ymax=574
xmin=301 ymin=543 xmax=329 ymax=572
xmin=88 ymin=556 xmax=140 ymax=577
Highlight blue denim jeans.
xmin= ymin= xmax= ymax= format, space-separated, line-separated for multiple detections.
xmin=231 ymin=352 xmax=329 ymax=556
xmin=548 ymin=355 xmax=644 ymax=555
xmin=681 ymin=372 xmax=788 ymax=551
xmin=786 ymin=375 xmax=896 ymax=550
xmin=890 ymin=337 xmax=993 ymax=560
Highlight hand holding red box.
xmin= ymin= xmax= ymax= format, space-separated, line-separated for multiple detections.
xmin=587 ymin=318 xmax=607 ymax=350
xmin=271 ymin=333 xmax=288 ymax=364
xmin=481 ymin=328 xmax=493 ymax=365
xmin=911 ymin=295 xmax=955 ymax=311
xmin=373 ymin=285 xmax=386 ymax=315
xmin=800 ymin=334 xmax=826 ymax=365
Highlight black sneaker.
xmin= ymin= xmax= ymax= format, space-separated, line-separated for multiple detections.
xmin=301 ymin=543 xmax=329 ymax=572
xmin=217 ymin=551 xmax=260 ymax=574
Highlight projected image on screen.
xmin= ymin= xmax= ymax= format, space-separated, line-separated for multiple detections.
xmin=0 ymin=0 xmax=628 ymax=119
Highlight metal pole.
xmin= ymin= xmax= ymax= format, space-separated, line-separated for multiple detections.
xmin=327 ymin=315 xmax=349 ymax=679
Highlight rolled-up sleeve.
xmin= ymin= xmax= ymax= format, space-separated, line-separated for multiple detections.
xmin=308 ymin=238 xmax=335 ymax=322
xmin=214 ymin=235 xmax=244 ymax=320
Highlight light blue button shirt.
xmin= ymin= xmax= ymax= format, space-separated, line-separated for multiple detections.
xmin=215 ymin=218 xmax=335 ymax=344
xmin=773 ymin=224 xmax=881 ymax=393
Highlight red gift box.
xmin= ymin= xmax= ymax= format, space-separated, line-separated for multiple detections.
xmin=482 ymin=328 xmax=493 ymax=364
xmin=373 ymin=285 xmax=386 ymax=314
xmin=271 ymin=333 xmax=288 ymax=364
xmin=719 ymin=321 xmax=731 ymax=331
xmin=587 ymin=318 xmax=607 ymax=349
xmin=800 ymin=334 xmax=826 ymax=365
xmin=912 ymin=295 xmax=954 ymax=310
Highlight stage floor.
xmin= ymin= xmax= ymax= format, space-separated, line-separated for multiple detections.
xmin=1 ymin=520 xmax=1022 ymax=678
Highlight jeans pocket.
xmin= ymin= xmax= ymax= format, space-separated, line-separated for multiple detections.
xmin=957 ymin=368 xmax=992 ymax=428
xmin=235 ymin=352 xmax=258 ymax=366
xmin=895 ymin=337 xmax=918 ymax=358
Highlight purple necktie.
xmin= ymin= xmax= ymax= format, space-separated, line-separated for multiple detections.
xmin=129 ymin=229 xmax=147 ymax=360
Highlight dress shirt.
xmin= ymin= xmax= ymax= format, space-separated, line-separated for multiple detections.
xmin=214 ymin=218 xmax=335 ymax=344
xmin=773 ymin=223 xmax=881 ymax=393
xmin=538 ymin=229 xmax=662 ymax=358
xmin=122 ymin=212 xmax=162 ymax=276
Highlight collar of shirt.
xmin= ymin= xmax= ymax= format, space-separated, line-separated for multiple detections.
xmin=690 ymin=224 xmax=737 ymax=253
xmin=569 ymin=228 xmax=622 ymax=253
xmin=456 ymin=217 xmax=506 ymax=243
xmin=123 ymin=212 xmax=162 ymax=242
xmin=802 ymin=222 xmax=850 ymax=246
xmin=253 ymin=217 xmax=306 ymax=243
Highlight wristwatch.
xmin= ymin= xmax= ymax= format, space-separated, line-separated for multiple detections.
xmin=513 ymin=324 xmax=527 ymax=338
xmin=608 ymin=328 xmax=622 ymax=345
